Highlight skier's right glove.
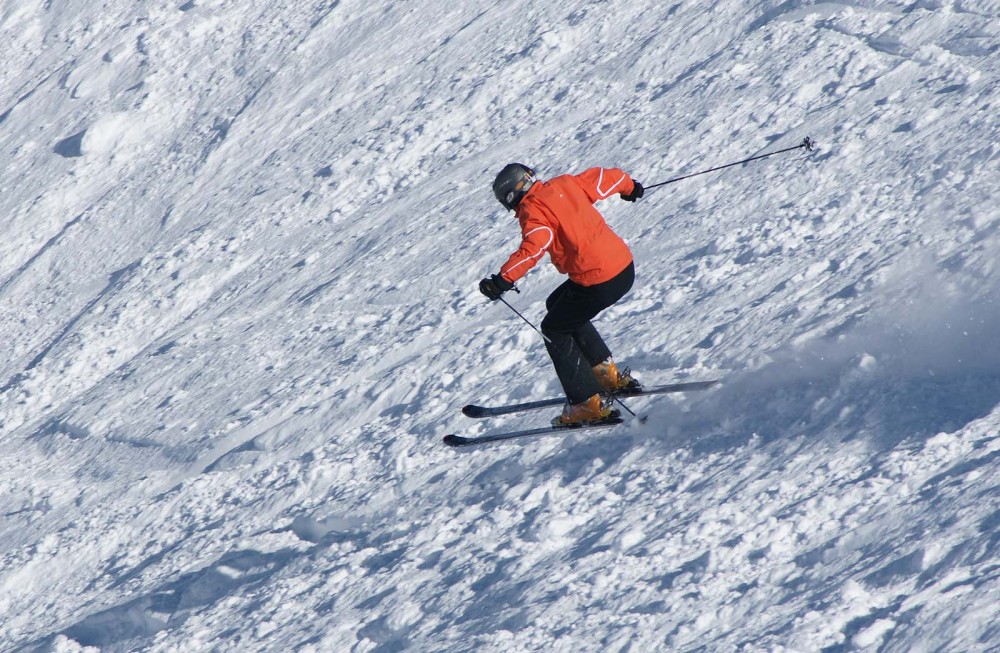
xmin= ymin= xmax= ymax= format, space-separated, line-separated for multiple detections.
xmin=479 ymin=274 xmax=514 ymax=301
xmin=621 ymin=180 xmax=644 ymax=202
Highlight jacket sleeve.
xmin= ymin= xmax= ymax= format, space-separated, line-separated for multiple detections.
xmin=498 ymin=213 xmax=555 ymax=284
xmin=572 ymin=167 xmax=637 ymax=203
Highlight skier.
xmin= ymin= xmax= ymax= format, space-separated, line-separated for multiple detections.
xmin=479 ymin=163 xmax=644 ymax=426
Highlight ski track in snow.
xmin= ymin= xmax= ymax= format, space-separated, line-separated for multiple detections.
xmin=0 ymin=0 xmax=999 ymax=651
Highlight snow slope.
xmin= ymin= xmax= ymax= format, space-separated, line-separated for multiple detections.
xmin=1 ymin=0 xmax=999 ymax=651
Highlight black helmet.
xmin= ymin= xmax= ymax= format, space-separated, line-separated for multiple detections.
xmin=493 ymin=163 xmax=536 ymax=210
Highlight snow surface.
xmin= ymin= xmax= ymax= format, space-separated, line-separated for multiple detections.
xmin=1 ymin=0 xmax=999 ymax=651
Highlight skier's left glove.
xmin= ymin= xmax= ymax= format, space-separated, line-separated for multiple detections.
xmin=621 ymin=180 xmax=644 ymax=202
xmin=479 ymin=274 xmax=514 ymax=301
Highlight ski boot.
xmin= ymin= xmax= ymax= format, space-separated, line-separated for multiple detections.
xmin=552 ymin=394 xmax=618 ymax=427
xmin=593 ymin=360 xmax=642 ymax=394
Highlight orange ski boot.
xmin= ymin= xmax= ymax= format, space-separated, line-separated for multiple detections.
xmin=592 ymin=360 xmax=642 ymax=394
xmin=552 ymin=394 xmax=617 ymax=426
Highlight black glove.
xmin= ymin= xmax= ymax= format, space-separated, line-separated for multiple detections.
xmin=621 ymin=180 xmax=644 ymax=202
xmin=479 ymin=274 xmax=514 ymax=301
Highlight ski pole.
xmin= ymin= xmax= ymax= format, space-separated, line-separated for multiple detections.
xmin=495 ymin=292 xmax=643 ymax=419
xmin=610 ymin=394 xmax=637 ymax=418
xmin=645 ymin=137 xmax=816 ymax=191
xmin=497 ymin=291 xmax=552 ymax=344
xmin=497 ymin=295 xmax=641 ymax=418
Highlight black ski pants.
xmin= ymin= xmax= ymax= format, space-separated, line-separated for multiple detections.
xmin=541 ymin=261 xmax=635 ymax=404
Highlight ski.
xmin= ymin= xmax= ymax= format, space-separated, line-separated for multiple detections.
xmin=462 ymin=380 xmax=719 ymax=419
xmin=443 ymin=416 xmax=624 ymax=448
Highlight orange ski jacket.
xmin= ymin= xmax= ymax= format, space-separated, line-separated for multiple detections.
xmin=499 ymin=167 xmax=637 ymax=287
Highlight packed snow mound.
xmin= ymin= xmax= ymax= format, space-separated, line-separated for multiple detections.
xmin=1 ymin=1 xmax=998 ymax=651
